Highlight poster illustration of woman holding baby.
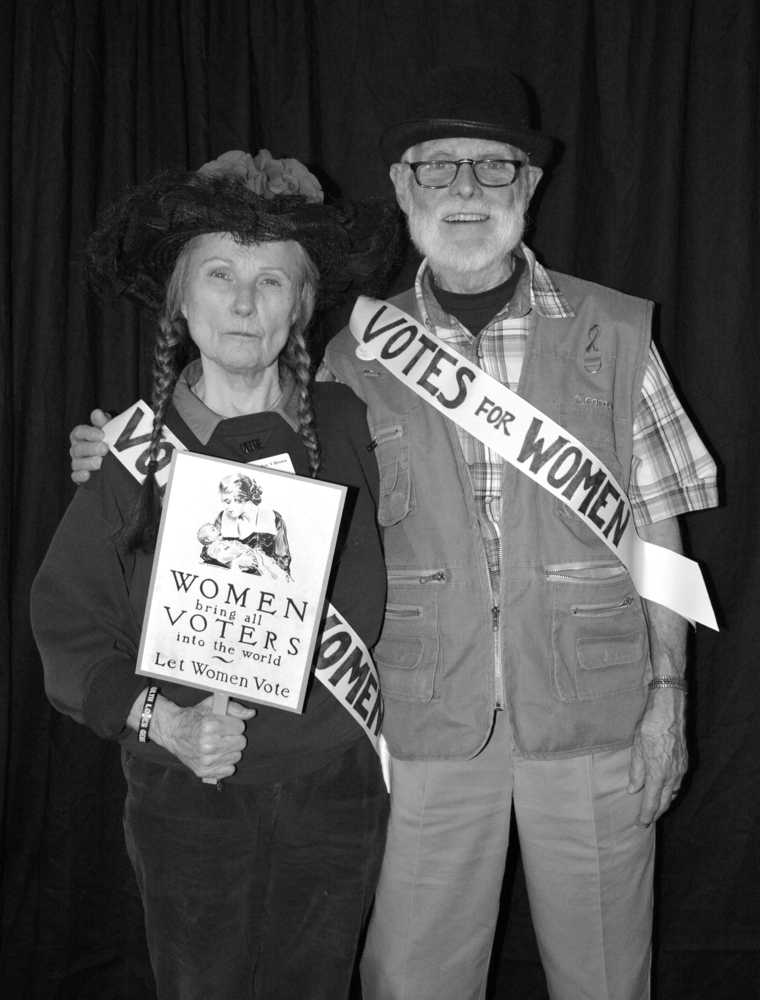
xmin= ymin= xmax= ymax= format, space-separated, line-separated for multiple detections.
xmin=197 ymin=471 xmax=292 ymax=580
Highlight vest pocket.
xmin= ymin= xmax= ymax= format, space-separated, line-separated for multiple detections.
xmin=559 ymin=399 xmax=618 ymax=453
xmin=546 ymin=561 xmax=650 ymax=702
xmin=370 ymin=420 xmax=412 ymax=526
xmin=372 ymin=569 xmax=443 ymax=703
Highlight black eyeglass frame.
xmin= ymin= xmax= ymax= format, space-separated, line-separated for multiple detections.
xmin=404 ymin=158 xmax=527 ymax=188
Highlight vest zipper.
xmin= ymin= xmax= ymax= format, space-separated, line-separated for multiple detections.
xmin=572 ymin=596 xmax=634 ymax=616
xmin=545 ymin=565 xmax=627 ymax=584
xmin=492 ymin=605 xmax=503 ymax=708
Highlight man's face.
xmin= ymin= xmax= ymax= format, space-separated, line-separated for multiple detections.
xmin=389 ymin=137 xmax=542 ymax=291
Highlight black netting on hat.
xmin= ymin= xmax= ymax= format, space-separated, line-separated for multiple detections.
xmin=86 ymin=171 xmax=401 ymax=314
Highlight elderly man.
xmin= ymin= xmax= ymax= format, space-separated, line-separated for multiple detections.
xmin=70 ymin=67 xmax=717 ymax=1000
xmin=321 ymin=67 xmax=717 ymax=1000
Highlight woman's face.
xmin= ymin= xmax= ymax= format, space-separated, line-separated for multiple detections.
xmin=221 ymin=491 xmax=246 ymax=517
xmin=179 ymin=234 xmax=303 ymax=378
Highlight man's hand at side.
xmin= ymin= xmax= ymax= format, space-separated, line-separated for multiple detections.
xmin=70 ymin=409 xmax=110 ymax=483
xmin=628 ymin=516 xmax=689 ymax=826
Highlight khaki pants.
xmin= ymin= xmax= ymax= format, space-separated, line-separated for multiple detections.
xmin=361 ymin=710 xmax=654 ymax=1000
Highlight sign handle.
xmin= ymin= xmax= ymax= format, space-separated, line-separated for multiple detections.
xmin=202 ymin=690 xmax=230 ymax=786
xmin=211 ymin=690 xmax=229 ymax=715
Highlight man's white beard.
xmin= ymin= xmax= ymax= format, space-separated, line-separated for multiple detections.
xmin=406 ymin=197 xmax=526 ymax=278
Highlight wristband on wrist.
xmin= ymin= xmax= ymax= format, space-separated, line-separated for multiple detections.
xmin=137 ymin=686 xmax=159 ymax=743
xmin=648 ymin=675 xmax=687 ymax=692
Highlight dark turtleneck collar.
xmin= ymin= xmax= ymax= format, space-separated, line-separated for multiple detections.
xmin=430 ymin=254 xmax=526 ymax=336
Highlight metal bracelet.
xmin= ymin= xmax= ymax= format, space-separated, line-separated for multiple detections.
xmin=648 ymin=675 xmax=687 ymax=692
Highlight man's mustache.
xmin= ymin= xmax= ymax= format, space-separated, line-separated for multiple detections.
xmin=431 ymin=202 xmax=523 ymax=223
xmin=435 ymin=203 xmax=495 ymax=218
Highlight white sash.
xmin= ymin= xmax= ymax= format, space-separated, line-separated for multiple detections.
xmin=349 ymin=296 xmax=717 ymax=631
xmin=102 ymin=401 xmax=385 ymax=751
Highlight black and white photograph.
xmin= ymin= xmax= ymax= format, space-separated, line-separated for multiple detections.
xmin=1 ymin=2 xmax=758 ymax=999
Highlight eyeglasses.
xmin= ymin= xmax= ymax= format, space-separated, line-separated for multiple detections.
xmin=405 ymin=158 xmax=526 ymax=188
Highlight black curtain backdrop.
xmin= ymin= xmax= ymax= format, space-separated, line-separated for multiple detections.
xmin=2 ymin=1 xmax=758 ymax=997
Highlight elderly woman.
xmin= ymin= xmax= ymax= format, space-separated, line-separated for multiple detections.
xmin=31 ymin=153 xmax=397 ymax=1000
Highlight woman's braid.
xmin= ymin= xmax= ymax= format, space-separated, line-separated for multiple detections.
xmin=122 ymin=315 xmax=186 ymax=551
xmin=281 ymin=327 xmax=321 ymax=477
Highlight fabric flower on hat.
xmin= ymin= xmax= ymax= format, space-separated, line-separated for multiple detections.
xmin=198 ymin=149 xmax=323 ymax=203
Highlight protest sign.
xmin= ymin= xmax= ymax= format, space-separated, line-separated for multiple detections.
xmin=136 ymin=450 xmax=346 ymax=712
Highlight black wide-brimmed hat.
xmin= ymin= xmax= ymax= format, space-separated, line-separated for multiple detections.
xmin=87 ymin=150 xmax=400 ymax=313
xmin=380 ymin=65 xmax=555 ymax=167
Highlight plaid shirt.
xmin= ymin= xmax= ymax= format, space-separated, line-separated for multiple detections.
xmin=414 ymin=246 xmax=719 ymax=591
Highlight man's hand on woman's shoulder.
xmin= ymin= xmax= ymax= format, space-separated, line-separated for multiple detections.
xmin=70 ymin=408 xmax=110 ymax=483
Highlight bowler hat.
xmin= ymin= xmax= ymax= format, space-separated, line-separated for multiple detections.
xmin=380 ymin=65 xmax=554 ymax=167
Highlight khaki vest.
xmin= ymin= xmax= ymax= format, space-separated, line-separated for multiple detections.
xmin=326 ymin=271 xmax=653 ymax=759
